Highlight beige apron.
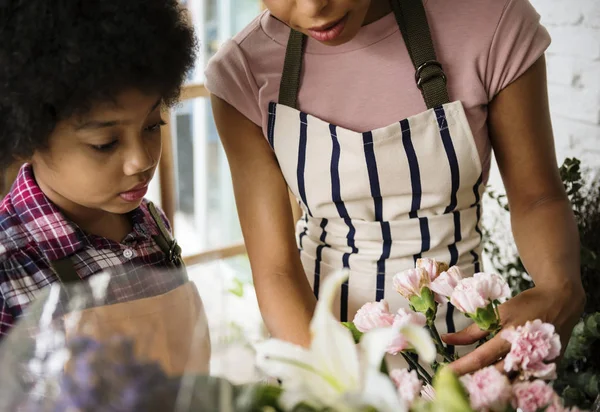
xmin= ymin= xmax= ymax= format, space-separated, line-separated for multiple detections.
xmin=50 ymin=203 xmax=211 ymax=377
xmin=269 ymin=0 xmax=482 ymax=365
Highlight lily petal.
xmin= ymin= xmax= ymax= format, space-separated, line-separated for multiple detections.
xmin=400 ymin=324 xmax=436 ymax=364
xmin=254 ymin=339 xmax=320 ymax=381
xmin=279 ymin=388 xmax=326 ymax=411
xmin=361 ymin=368 xmax=408 ymax=412
xmin=255 ymin=339 xmax=339 ymax=406
xmin=359 ymin=327 xmax=395 ymax=370
xmin=310 ymin=270 xmax=361 ymax=391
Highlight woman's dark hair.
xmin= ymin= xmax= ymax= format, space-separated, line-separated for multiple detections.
xmin=0 ymin=0 xmax=197 ymax=167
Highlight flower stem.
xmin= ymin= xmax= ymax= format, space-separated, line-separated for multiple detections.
xmin=401 ymin=352 xmax=432 ymax=385
xmin=488 ymin=303 xmax=503 ymax=337
xmin=427 ymin=321 xmax=454 ymax=363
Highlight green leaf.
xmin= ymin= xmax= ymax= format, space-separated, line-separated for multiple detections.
xmin=431 ymin=367 xmax=473 ymax=412
xmin=380 ymin=357 xmax=389 ymax=375
xmin=584 ymin=373 xmax=600 ymax=397
xmin=585 ymin=315 xmax=600 ymax=338
xmin=561 ymin=386 xmax=587 ymax=408
xmin=410 ymin=399 xmax=434 ymax=412
xmin=227 ymin=278 xmax=245 ymax=297
xmin=469 ymin=303 xmax=500 ymax=332
xmin=236 ymin=384 xmax=284 ymax=411
xmin=291 ymin=403 xmax=319 ymax=412
xmin=410 ymin=287 xmax=437 ymax=320
xmin=341 ymin=322 xmax=364 ymax=344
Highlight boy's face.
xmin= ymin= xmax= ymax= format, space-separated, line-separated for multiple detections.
xmin=263 ymin=0 xmax=389 ymax=45
xmin=31 ymin=89 xmax=163 ymax=218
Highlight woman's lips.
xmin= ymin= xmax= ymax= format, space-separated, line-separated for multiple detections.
xmin=307 ymin=14 xmax=349 ymax=42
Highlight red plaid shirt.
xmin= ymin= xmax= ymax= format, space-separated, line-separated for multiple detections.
xmin=0 ymin=164 xmax=184 ymax=338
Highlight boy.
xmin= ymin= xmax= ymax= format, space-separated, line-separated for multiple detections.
xmin=0 ymin=0 xmax=197 ymax=337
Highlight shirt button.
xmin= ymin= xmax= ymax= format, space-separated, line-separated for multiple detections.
xmin=123 ymin=249 xmax=135 ymax=259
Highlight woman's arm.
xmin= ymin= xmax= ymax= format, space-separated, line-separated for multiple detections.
xmin=446 ymin=55 xmax=585 ymax=374
xmin=211 ymin=94 xmax=316 ymax=346
xmin=489 ymin=55 xmax=582 ymax=295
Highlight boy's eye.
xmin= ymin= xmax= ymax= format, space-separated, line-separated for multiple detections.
xmin=145 ymin=120 xmax=167 ymax=133
xmin=91 ymin=140 xmax=118 ymax=152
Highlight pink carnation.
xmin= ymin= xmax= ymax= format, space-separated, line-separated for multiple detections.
xmin=460 ymin=366 xmax=511 ymax=411
xmin=390 ymin=369 xmax=422 ymax=406
xmin=387 ymin=309 xmax=427 ymax=355
xmin=352 ymin=300 xmax=395 ymax=333
xmin=415 ymin=258 xmax=443 ymax=282
xmin=430 ymin=266 xmax=464 ymax=304
xmin=511 ymin=380 xmax=563 ymax=412
xmin=393 ymin=268 xmax=430 ymax=300
xmin=450 ymin=273 xmax=511 ymax=315
xmin=502 ymin=320 xmax=561 ymax=379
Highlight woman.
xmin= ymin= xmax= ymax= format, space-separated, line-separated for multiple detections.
xmin=206 ymin=0 xmax=584 ymax=374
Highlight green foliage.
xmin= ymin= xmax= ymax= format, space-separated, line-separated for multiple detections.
xmin=482 ymin=158 xmax=600 ymax=409
xmin=342 ymin=322 xmax=365 ymax=344
xmin=555 ymin=312 xmax=600 ymax=409
xmin=430 ymin=367 xmax=474 ymax=412
xmin=228 ymin=278 xmax=246 ymax=298
xmin=176 ymin=376 xmax=283 ymax=411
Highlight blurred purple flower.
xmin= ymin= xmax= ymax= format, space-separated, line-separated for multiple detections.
xmin=48 ymin=336 xmax=178 ymax=412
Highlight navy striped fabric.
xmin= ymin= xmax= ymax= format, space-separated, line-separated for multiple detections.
xmin=329 ymin=124 xmax=358 ymax=269
xmin=314 ymin=218 xmax=330 ymax=298
xmin=297 ymin=112 xmax=312 ymax=217
xmin=280 ymin=103 xmax=484 ymax=333
xmin=267 ymin=102 xmax=277 ymax=149
xmin=362 ymin=131 xmax=391 ymax=302
xmin=470 ymin=174 xmax=484 ymax=273
xmin=435 ymin=106 xmax=464 ymax=355
xmin=436 ymin=107 xmax=460 ymax=215
xmin=401 ymin=119 xmax=431 ymax=264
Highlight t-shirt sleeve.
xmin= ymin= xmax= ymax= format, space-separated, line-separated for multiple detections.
xmin=204 ymin=40 xmax=262 ymax=126
xmin=485 ymin=0 xmax=551 ymax=100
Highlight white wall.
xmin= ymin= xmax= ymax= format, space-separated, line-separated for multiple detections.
xmin=483 ymin=0 xmax=599 ymax=271
xmin=488 ymin=0 xmax=600 ymax=190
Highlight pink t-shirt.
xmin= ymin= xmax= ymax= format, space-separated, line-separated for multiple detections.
xmin=205 ymin=0 xmax=551 ymax=182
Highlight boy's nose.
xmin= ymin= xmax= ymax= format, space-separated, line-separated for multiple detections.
xmin=123 ymin=142 xmax=157 ymax=176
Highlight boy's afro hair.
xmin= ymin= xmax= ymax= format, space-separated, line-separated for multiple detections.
xmin=0 ymin=0 xmax=197 ymax=168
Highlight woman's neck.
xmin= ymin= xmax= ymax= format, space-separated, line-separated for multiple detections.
xmin=363 ymin=1 xmax=392 ymax=26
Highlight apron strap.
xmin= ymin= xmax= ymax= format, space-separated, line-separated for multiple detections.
xmin=278 ymin=29 xmax=307 ymax=109
xmin=278 ymin=0 xmax=449 ymax=110
xmin=50 ymin=258 xmax=81 ymax=285
xmin=49 ymin=203 xmax=186 ymax=289
xmin=390 ymin=0 xmax=449 ymax=108
xmin=147 ymin=202 xmax=183 ymax=268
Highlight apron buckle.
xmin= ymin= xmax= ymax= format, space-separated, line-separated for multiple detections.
xmin=415 ymin=60 xmax=447 ymax=90
xmin=168 ymin=240 xmax=183 ymax=267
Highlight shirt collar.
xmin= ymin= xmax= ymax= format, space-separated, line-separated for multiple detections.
xmin=129 ymin=200 xmax=162 ymax=241
xmin=9 ymin=164 xmax=158 ymax=261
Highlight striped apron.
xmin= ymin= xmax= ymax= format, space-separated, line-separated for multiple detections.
xmin=267 ymin=0 xmax=484 ymax=350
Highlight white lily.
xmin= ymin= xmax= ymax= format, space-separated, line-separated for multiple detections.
xmin=255 ymin=271 xmax=420 ymax=411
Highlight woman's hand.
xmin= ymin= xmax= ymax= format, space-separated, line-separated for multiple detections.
xmin=445 ymin=55 xmax=585 ymax=375
xmin=444 ymin=284 xmax=584 ymax=375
